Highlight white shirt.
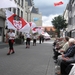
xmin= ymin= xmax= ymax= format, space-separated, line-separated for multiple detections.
xmin=33 ymin=35 xmax=37 ymax=39
xmin=26 ymin=33 xmax=30 ymax=38
xmin=8 ymin=32 xmax=15 ymax=40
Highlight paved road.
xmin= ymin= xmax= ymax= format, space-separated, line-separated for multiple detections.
xmin=0 ymin=40 xmax=55 ymax=75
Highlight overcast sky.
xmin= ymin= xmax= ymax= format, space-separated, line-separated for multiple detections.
xmin=34 ymin=0 xmax=69 ymax=26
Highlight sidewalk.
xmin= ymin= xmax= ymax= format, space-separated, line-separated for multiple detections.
xmin=0 ymin=42 xmax=23 ymax=49
xmin=0 ymin=42 xmax=8 ymax=48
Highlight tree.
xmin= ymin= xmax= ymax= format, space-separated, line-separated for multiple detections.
xmin=51 ymin=15 xmax=68 ymax=37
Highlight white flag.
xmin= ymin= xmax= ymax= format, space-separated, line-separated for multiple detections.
xmin=6 ymin=10 xmax=30 ymax=33
xmin=29 ymin=22 xmax=36 ymax=29
xmin=0 ymin=0 xmax=17 ymax=8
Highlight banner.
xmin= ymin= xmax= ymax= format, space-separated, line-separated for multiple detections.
xmin=32 ymin=27 xmax=43 ymax=34
xmin=6 ymin=10 xmax=30 ymax=33
xmin=32 ymin=27 xmax=39 ymax=33
xmin=0 ymin=0 xmax=17 ymax=8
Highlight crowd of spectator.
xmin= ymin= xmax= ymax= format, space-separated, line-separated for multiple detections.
xmin=53 ymin=37 xmax=75 ymax=75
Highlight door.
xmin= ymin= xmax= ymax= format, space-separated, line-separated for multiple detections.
xmin=0 ymin=27 xmax=2 ymax=42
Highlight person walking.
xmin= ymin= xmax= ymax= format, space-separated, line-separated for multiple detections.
xmin=39 ymin=35 xmax=42 ymax=44
xmin=41 ymin=35 xmax=44 ymax=43
xmin=32 ymin=34 xmax=37 ymax=46
xmin=6 ymin=29 xmax=15 ymax=55
xmin=25 ymin=33 xmax=31 ymax=48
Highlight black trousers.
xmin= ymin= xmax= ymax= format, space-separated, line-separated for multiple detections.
xmin=39 ymin=39 xmax=41 ymax=44
xmin=53 ymin=49 xmax=61 ymax=60
xmin=33 ymin=39 xmax=36 ymax=45
xmin=9 ymin=40 xmax=14 ymax=50
xmin=65 ymin=64 xmax=73 ymax=75
xmin=26 ymin=38 xmax=30 ymax=45
xmin=60 ymin=61 xmax=70 ymax=75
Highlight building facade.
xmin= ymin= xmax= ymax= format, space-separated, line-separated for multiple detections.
xmin=0 ymin=9 xmax=6 ymax=42
xmin=63 ymin=4 xmax=68 ymax=37
xmin=25 ymin=0 xmax=42 ymax=26
xmin=0 ymin=0 xmax=42 ymax=42
xmin=66 ymin=0 xmax=75 ymax=37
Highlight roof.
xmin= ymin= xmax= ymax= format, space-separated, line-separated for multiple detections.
xmin=31 ymin=6 xmax=39 ymax=14
xmin=42 ymin=26 xmax=56 ymax=31
xmin=25 ymin=0 xmax=33 ymax=6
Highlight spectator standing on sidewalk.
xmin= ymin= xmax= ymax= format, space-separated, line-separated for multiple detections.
xmin=6 ymin=29 xmax=15 ymax=55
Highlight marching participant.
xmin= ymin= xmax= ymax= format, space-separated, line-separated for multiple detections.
xmin=25 ymin=33 xmax=31 ymax=48
xmin=7 ymin=29 xmax=15 ymax=55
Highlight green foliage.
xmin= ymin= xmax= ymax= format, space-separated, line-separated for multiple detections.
xmin=51 ymin=15 xmax=68 ymax=37
xmin=51 ymin=15 xmax=68 ymax=30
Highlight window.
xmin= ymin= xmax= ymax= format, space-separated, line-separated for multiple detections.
xmin=13 ymin=8 xmax=16 ymax=14
xmin=8 ymin=8 xmax=11 ymax=11
xmin=21 ymin=11 xmax=23 ymax=18
xmin=17 ymin=8 xmax=20 ymax=16
xmin=0 ymin=27 xmax=2 ymax=36
xmin=21 ymin=0 xmax=23 ymax=7
xmin=72 ymin=0 xmax=74 ymax=4
xmin=14 ymin=0 xmax=17 ymax=2
xmin=18 ymin=0 xmax=20 ymax=5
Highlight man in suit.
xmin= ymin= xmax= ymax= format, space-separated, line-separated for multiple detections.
xmin=60 ymin=54 xmax=75 ymax=75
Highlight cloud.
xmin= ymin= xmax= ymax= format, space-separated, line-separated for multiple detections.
xmin=34 ymin=0 xmax=69 ymax=15
xmin=39 ymin=5 xmax=66 ymax=16
xmin=42 ymin=14 xmax=60 ymax=26
xmin=34 ymin=0 xmax=68 ymax=7
xmin=34 ymin=0 xmax=69 ymax=26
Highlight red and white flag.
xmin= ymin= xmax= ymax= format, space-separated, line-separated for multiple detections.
xmin=37 ymin=27 xmax=43 ymax=34
xmin=29 ymin=22 xmax=36 ymax=29
xmin=54 ymin=1 xmax=63 ymax=6
xmin=0 ymin=0 xmax=17 ymax=8
xmin=32 ymin=27 xmax=39 ymax=33
xmin=32 ymin=27 xmax=43 ymax=34
xmin=6 ymin=10 xmax=30 ymax=33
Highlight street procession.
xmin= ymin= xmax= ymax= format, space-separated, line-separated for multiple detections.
xmin=0 ymin=0 xmax=75 ymax=75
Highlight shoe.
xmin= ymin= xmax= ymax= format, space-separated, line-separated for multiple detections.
xmin=54 ymin=60 xmax=57 ymax=63
xmin=55 ymin=71 xmax=61 ymax=75
xmin=7 ymin=53 xmax=10 ymax=55
xmin=53 ymin=56 xmax=57 ymax=60
xmin=26 ymin=47 xmax=27 ymax=48
xmin=11 ymin=51 xmax=15 ymax=54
